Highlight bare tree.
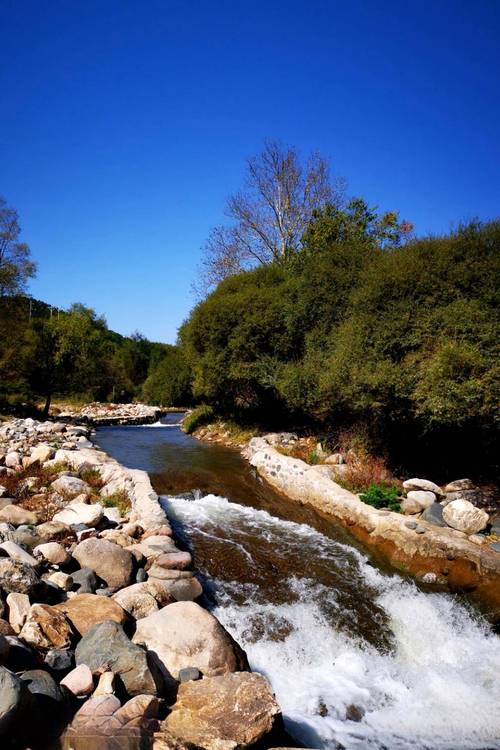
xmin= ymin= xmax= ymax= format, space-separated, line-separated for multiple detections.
xmin=0 ymin=196 xmax=37 ymax=296
xmin=194 ymin=141 xmax=343 ymax=295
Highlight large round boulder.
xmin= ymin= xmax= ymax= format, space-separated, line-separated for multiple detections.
xmin=132 ymin=601 xmax=249 ymax=680
xmin=442 ymin=499 xmax=489 ymax=534
xmin=73 ymin=537 xmax=134 ymax=589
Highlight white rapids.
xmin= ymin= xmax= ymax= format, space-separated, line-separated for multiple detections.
xmin=164 ymin=493 xmax=500 ymax=750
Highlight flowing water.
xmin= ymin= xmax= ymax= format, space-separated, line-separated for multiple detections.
xmin=95 ymin=417 xmax=500 ymax=750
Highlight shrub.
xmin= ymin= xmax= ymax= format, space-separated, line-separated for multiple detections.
xmin=100 ymin=489 xmax=130 ymax=517
xmin=338 ymin=453 xmax=399 ymax=493
xmin=359 ymin=483 xmax=401 ymax=512
xmin=183 ymin=404 xmax=215 ymax=434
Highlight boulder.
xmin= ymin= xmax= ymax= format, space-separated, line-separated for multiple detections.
xmin=48 ymin=571 xmax=73 ymax=591
xmin=0 ymin=540 xmax=38 ymax=566
xmin=51 ymin=476 xmax=91 ymax=496
xmin=151 ymin=551 xmax=192 ymax=571
xmin=71 ymin=567 xmax=98 ymax=593
xmin=402 ymin=478 xmax=444 ymax=497
xmin=34 ymin=542 xmax=71 ymax=566
xmin=19 ymin=604 xmax=72 ymax=650
xmin=161 ymin=672 xmax=281 ymax=750
xmin=5 ymin=452 xmax=21 ymax=469
xmin=0 ymin=558 xmax=39 ymax=595
xmin=21 ymin=668 xmax=68 ymax=734
xmin=0 ymin=666 xmax=28 ymax=735
xmin=56 ymin=593 xmax=127 ymax=636
xmin=75 ymin=620 xmax=160 ymax=696
xmin=26 ymin=444 xmax=54 ymax=467
xmin=404 ymin=490 xmax=436 ymax=511
xmin=36 ymin=520 xmax=71 ymax=541
xmin=444 ymin=478 xmax=475 ymax=493
xmin=132 ymin=601 xmax=249 ymax=680
xmin=442 ymin=499 xmax=489 ymax=534
xmin=112 ymin=583 xmax=159 ymax=619
xmin=60 ymin=664 xmax=94 ymax=696
xmin=53 ymin=502 xmax=103 ymax=528
xmin=94 ymin=671 xmax=115 ymax=696
xmin=0 ymin=505 xmax=38 ymax=526
xmin=0 ymin=635 xmax=9 ymax=665
xmin=73 ymin=538 xmax=134 ymax=589
xmin=62 ymin=693 xmax=160 ymax=741
xmin=154 ymin=577 xmax=203 ymax=602
xmin=44 ymin=648 xmax=74 ymax=676
xmin=421 ymin=503 xmax=447 ymax=527
xmin=6 ymin=592 xmax=30 ymax=633
xmin=131 ymin=536 xmax=178 ymax=560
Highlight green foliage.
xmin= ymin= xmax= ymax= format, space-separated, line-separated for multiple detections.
xmin=179 ymin=218 xmax=500 ymax=477
xmin=100 ymin=489 xmax=131 ymax=516
xmin=308 ymin=450 xmax=321 ymax=465
xmin=183 ymin=404 xmax=215 ymax=434
xmin=359 ymin=484 xmax=401 ymax=511
xmin=142 ymin=345 xmax=192 ymax=406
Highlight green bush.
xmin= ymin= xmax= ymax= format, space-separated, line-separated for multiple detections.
xmin=183 ymin=404 xmax=215 ymax=434
xmin=359 ymin=484 xmax=401 ymax=512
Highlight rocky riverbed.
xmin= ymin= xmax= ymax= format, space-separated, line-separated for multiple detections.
xmin=56 ymin=402 xmax=163 ymax=425
xmin=0 ymin=417 xmax=283 ymax=750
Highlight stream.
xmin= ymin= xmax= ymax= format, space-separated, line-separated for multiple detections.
xmin=95 ymin=416 xmax=500 ymax=750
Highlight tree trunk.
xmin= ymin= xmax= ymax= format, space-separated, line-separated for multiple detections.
xmin=42 ymin=390 xmax=52 ymax=419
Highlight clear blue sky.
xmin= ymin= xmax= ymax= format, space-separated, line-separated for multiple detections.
xmin=1 ymin=1 xmax=499 ymax=343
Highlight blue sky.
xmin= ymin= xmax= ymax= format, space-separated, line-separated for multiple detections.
xmin=1 ymin=0 xmax=499 ymax=343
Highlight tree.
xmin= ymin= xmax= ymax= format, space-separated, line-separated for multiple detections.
xmin=195 ymin=140 xmax=342 ymax=294
xmin=0 ymin=196 xmax=37 ymax=296
xmin=30 ymin=304 xmax=108 ymax=417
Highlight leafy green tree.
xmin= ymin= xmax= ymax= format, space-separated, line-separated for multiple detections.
xmin=0 ymin=197 xmax=37 ymax=296
xmin=142 ymin=345 xmax=192 ymax=406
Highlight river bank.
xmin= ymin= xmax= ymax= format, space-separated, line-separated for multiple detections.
xmin=0 ymin=415 xmax=284 ymax=749
xmin=96 ymin=416 xmax=500 ymax=750
xmin=191 ymin=420 xmax=500 ymax=622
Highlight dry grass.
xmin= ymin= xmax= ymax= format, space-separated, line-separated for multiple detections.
xmin=337 ymin=453 xmax=401 ymax=494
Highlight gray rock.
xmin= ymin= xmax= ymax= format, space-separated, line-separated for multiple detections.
xmin=178 ymin=667 xmax=201 ymax=683
xmin=0 ymin=635 xmax=9 ymax=665
xmin=44 ymin=648 xmax=74 ymax=676
xmin=0 ymin=558 xmax=39 ymax=595
xmin=5 ymin=636 xmax=37 ymax=671
xmin=72 ymin=567 xmax=98 ymax=593
xmin=136 ymin=567 xmax=147 ymax=583
xmin=490 ymin=542 xmax=500 ymax=553
xmin=421 ymin=503 xmax=447 ymax=527
xmin=75 ymin=620 xmax=161 ymax=697
xmin=415 ymin=526 xmax=426 ymax=534
xmin=404 ymin=520 xmax=418 ymax=530
xmin=0 ymin=666 xmax=27 ymax=734
xmin=21 ymin=669 xmax=68 ymax=736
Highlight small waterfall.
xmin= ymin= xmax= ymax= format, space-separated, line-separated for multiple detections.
xmin=165 ymin=493 xmax=500 ymax=750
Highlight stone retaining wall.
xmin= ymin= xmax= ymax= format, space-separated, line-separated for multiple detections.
xmin=248 ymin=440 xmax=500 ymax=621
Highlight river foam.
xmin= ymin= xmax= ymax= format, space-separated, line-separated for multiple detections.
xmin=165 ymin=493 xmax=500 ymax=750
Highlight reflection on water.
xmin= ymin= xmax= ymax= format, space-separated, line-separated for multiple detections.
xmin=96 ymin=421 xmax=500 ymax=750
